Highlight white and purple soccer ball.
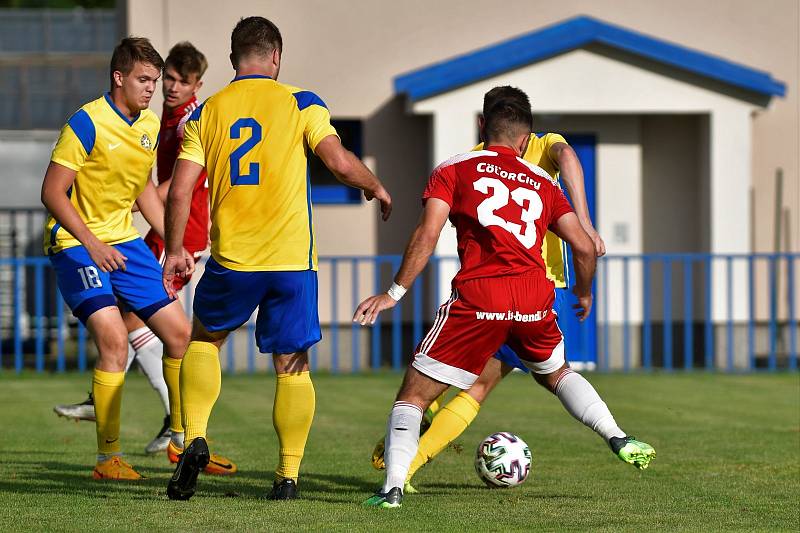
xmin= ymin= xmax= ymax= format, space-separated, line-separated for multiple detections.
xmin=474 ymin=432 xmax=532 ymax=488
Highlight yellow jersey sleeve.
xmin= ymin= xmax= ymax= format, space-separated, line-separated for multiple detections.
xmin=51 ymin=109 xmax=95 ymax=172
xmin=302 ymin=104 xmax=337 ymax=153
xmin=473 ymin=142 xmax=484 ymax=151
xmin=542 ymin=133 xmax=567 ymax=167
xmin=178 ymin=106 xmax=205 ymax=166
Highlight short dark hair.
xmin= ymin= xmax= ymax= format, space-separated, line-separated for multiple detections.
xmin=110 ymin=37 xmax=164 ymax=84
xmin=483 ymin=97 xmax=533 ymax=144
xmin=230 ymin=16 xmax=282 ymax=68
xmin=482 ymin=86 xmax=531 ymax=118
xmin=165 ymin=41 xmax=208 ymax=80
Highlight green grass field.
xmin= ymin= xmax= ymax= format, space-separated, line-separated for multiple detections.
xmin=1 ymin=371 xmax=798 ymax=532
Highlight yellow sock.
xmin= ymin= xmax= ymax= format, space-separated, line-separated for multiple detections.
xmin=273 ymin=371 xmax=315 ymax=482
xmin=180 ymin=341 xmax=221 ymax=444
xmin=92 ymin=369 xmax=125 ymax=456
xmin=427 ymin=391 xmax=448 ymax=417
xmin=407 ymin=391 xmax=480 ymax=480
xmin=162 ymin=356 xmax=183 ymax=433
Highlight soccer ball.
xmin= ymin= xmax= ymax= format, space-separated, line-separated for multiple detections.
xmin=474 ymin=432 xmax=532 ymax=488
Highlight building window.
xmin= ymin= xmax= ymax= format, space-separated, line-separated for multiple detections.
xmin=309 ymin=119 xmax=362 ymax=204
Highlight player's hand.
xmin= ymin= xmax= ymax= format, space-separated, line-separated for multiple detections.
xmin=353 ymin=293 xmax=397 ymax=325
xmin=588 ymin=230 xmax=606 ymax=257
xmin=87 ymin=240 xmax=127 ymax=272
xmin=365 ymin=186 xmax=392 ymax=221
xmin=572 ymin=291 xmax=593 ymax=322
xmin=162 ymin=251 xmax=194 ymax=299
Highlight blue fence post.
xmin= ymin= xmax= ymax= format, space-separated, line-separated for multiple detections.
xmin=642 ymin=256 xmax=652 ymax=370
xmin=747 ymin=256 xmax=756 ymax=370
xmin=391 ymin=256 xmax=402 ymax=371
xmin=35 ymin=261 xmax=44 ymax=373
xmin=351 ymin=258 xmax=360 ymax=373
xmin=683 ymin=258 xmax=693 ymax=370
xmin=768 ymin=256 xmax=777 ymax=371
xmin=726 ymin=256 xmax=734 ymax=372
xmin=704 ymin=257 xmax=714 ymax=370
xmin=788 ymin=256 xmax=797 ymax=371
xmin=413 ymin=274 xmax=422 ymax=347
xmin=56 ymin=288 xmax=65 ymax=373
xmin=331 ymin=258 xmax=339 ymax=374
xmin=371 ymin=257 xmax=382 ymax=370
xmin=601 ymin=257 xmax=609 ymax=371
xmin=623 ymin=257 xmax=630 ymax=372
xmin=78 ymin=322 xmax=87 ymax=372
xmin=14 ymin=260 xmax=23 ymax=373
xmin=663 ymin=258 xmax=673 ymax=371
xmin=247 ymin=320 xmax=255 ymax=374
xmin=226 ymin=336 xmax=235 ymax=373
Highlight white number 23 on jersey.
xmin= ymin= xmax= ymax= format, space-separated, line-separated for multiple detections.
xmin=473 ymin=177 xmax=543 ymax=249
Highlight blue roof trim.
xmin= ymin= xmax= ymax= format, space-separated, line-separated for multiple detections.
xmin=67 ymin=109 xmax=95 ymax=155
xmin=394 ymin=16 xmax=786 ymax=101
xmin=293 ymin=90 xmax=328 ymax=111
xmin=187 ymin=102 xmax=204 ymax=121
xmin=104 ymin=92 xmax=140 ymax=126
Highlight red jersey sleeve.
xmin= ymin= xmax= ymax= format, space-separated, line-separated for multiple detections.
xmin=422 ymin=165 xmax=456 ymax=207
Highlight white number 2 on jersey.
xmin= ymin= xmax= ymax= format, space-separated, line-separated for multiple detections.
xmin=473 ymin=177 xmax=543 ymax=249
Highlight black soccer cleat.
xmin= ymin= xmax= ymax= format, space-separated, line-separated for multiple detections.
xmin=266 ymin=478 xmax=299 ymax=500
xmin=167 ymin=436 xmax=210 ymax=500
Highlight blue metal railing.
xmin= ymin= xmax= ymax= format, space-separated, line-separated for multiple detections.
xmin=0 ymin=253 xmax=797 ymax=373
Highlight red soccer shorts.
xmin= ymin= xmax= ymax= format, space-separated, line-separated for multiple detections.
xmin=412 ymin=275 xmax=565 ymax=389
xmin=144 ymin=232 xmax=205 ymax=291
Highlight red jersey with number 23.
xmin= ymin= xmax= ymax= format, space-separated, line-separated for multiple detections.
xmin=422 ymin=145 xmax=573 ymax=288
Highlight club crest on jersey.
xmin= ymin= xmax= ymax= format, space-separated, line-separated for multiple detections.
xmin=140 ymin=133 xmax=152 ymax=150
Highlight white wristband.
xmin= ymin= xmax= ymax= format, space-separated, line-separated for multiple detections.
xmin=387 ymin=282 xmax=407 ymax=302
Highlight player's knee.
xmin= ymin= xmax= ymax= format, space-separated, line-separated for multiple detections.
xmin=96 ymin=330 xmax=128 ymax=364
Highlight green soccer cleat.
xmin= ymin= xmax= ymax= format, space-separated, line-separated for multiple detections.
xmin=610 ymin=436 xmax=656 ymax=470
xmin=363 ymin=487 xmax=403 ymax=509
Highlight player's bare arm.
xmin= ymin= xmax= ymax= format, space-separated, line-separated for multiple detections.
xmin=162 ymin=158 xmax=202 ymax=297
xmin=41 ymin=161 xmax=127 ymax=272
xmin=314 ymin=134 xmax=392 ymax=221
xmin=354 ymin=198 xmax=450 ymax=325
xmin=549 ymin=142 xmax=606 ymax=256
xmin=550 ymin=211 xmax=597 ymax=320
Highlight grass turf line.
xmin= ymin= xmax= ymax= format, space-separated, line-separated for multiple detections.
xmin=0 ymin=372 xmax=797 ymax=531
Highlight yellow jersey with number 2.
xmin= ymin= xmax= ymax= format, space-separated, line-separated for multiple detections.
xmin=179 ymin=75 xmax=337 ymax=272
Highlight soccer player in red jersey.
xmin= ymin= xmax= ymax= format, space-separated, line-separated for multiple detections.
xmin=357 ymin=87 xmax=655 ymax=508
xmin=52 ymin=42 xmax=236 ymax=475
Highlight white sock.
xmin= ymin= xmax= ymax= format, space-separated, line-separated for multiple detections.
xmin=171 ymin=431 xmax=185 ymax=449
xmin=383 ymin=401 xmax=423 ymax=493
xmin=553 ymin=369 xmax=626 ymax=442
xmin=124 ymin=344 xmax=135 ymax=372
xmin=128 ymin=327 xmax=170 ymax=415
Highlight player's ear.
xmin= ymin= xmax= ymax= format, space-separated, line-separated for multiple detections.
xmin=112 ymin=70 xmax=124 ymax=89
xmin=271 ymin=48 xmax=281 ymax=70
xmin=478 ymin=115 xmax=486 ymax=143
xmin=193 ymin=79 xmax=203 ymax=95
xmin=229 ymin=53 xmax=236 ymax=71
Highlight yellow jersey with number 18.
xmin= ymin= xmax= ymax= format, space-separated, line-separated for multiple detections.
xmin=179 ymin=75 xmax=337 ymax=272
xmin=43 ymin=93 xmax=160 ymax=254
xmin=475 ymin=133 xmax=568 ymax=287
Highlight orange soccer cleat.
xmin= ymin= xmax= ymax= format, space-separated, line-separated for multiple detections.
xmin=167 ymin=440 xmax=237 ymax=475
xmin=92 ymin=456 xmax=143 ymax=480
